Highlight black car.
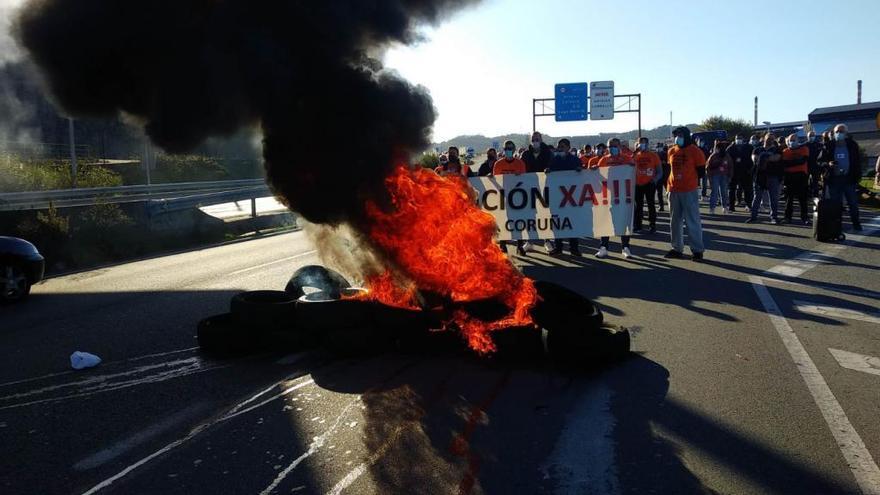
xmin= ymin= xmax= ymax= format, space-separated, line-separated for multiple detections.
xmin=0 ymin=236 xmax=45 ymax=303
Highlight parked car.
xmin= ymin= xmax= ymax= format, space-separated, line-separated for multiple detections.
xmin=0 ymin=236 xmax=45 ymax=303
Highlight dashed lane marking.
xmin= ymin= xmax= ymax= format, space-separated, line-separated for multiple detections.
xmin=829 ymin=349 xmax=880 ymax=378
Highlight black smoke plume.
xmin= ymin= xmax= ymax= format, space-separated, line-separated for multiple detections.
xmin=14 ymin=0 xmax=476 ymax=224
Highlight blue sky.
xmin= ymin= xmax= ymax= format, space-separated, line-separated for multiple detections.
xmin=385 ymin=0 xmax=880 ymax=141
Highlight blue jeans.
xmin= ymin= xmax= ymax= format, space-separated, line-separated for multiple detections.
xmin=669 ymin=190 xmax=705 ymax=254
xmin=750 ymin=176 xmax=780 ymax=220
xmin=827 ymin=175 xmax=861 ymax=226
xmin=709 ymin=175 xmax=729 ymax=210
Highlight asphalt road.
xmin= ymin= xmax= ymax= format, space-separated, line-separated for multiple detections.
xmin=1 ymin=202 xmax=879 ymax=495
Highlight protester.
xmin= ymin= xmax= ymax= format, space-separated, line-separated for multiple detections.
xmin=875 ymin=155 xmax=880 ymax=189
xmin=706 ymin=141 xmax=733 ymax=214
xmin=595 ymin=138 xmax=635 ymax=259
xmin=665 ymin=127 xmax=706 ymax=261
xmin=476 ymin=147 xmax=498 ymax=176
xmin=726 ymin=134 xmax=755 ymax=212
xmin=696 ymin=138 xmax=711 ymax=200
xmin=492 ymin=140 xmax=528 ymax=256
xmin=655 ymin=142 xmax=670 ymax=211
xmin=435 ymin=146 xmax=470 ymax=177
xmin=588 ymin=143 xmax=607 ymax=167
xmin=521 ymin=131 xmax=553 ymax=173
xmin=579 ymin=144 xmax=593 ymax=167
xmin=782 ymin=133 xmax=810 ymax=224
xmin=746 ymin=135 xmax=783 ymax=224
xmin=547 ymin=138 xmax=583 ymax=256
xmin=819 ymin=124 xmax=863 ymax=231
xmin=633 ymin=137 xmax=662 ymax=232
xmin=806 ymin=130 xmax=823 ymax=197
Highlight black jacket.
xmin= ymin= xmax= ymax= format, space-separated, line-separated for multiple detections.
xmin=477 ymin=157 xmax=496 ymax=176
xmin=521 ymin=143 xmax=553 ymax=173
xmin=806 ymin=141 xmax=822 ymax=177
xmin=818 ymin=138 xmax=862 ymax=184
xmin=726 ymin=143 xmax=754 ymax=176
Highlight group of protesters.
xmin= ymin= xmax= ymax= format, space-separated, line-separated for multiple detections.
xmin=433 ymin=123 xmax=865 ymax=261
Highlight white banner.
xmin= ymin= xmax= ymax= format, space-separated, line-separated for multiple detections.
xmin=469 ymin=168 xmax=635 ymax=240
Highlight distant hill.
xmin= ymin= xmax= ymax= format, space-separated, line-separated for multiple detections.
xmin=432 ymin=124 xmax=699 ymax=152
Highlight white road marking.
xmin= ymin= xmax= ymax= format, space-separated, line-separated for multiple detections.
xmin=0 ymin=358 xmax=227 ymax=410
xmin=0 ymin=347 xmax=199 ymax=389
xmin=228 ymin=250 xmax=318 ymax=276
xmin=764 ymin=218 xmax=880 ymax=278
xmin=829 ymin=349 xmax=880 ymax=377
xmin=794 ymin=300 xmax=880 ymax=325
xmin=258 ymin=397 xmax=362 ymax=495
xmin=758 ymin=277 xmax=880 ymax=300
xmin=540 ymin=383 xmax=620 ymax=495
xmin=749 ymin=276 xmax=880 ymax=495
xmin=74 ymin=403 xmax=209 ymax=471
xmin=79 ymin=373 xmax=317 ymax=494
xmin=326 ymin=463 xmax=367 ymax=495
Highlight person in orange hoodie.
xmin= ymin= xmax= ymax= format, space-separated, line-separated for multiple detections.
xmin=579 ymin=144 xmax=594 ymax=167
xmin=633 ymin=137 xmax=662 ymax=232
xmin=665 ymin=126 xmax=706 ymax=261
xmin=492 ymin=140 xmax=528 ymax=256
xmin=782 ymin=133 xmax=810 ymax=224
xmin=595 ymin=138 xmax=636 ymax=259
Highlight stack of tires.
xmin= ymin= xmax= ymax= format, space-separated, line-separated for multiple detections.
xmin=197 ymin=265 xmax=631 ymax=366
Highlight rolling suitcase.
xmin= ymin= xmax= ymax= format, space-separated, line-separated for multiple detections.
xmin=812 ymin=189 xmax=845 ymax=242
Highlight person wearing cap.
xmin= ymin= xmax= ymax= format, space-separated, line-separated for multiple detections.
xmin=782 ymin=133 xmax=810 ymax=224
xmin=492 ymin=140 xmax=528 ymax=256
xmin=521 ymin=131 xmax=553 ymax=173
xmin=595 ymin=138 xmax=636 ymax=259
xmin=633 ymin=137 xmax=662 ymax=233
xmin=477 ymin=147 xmax=498 ymax=176
xmin=547 ymin=138 xmax=583 ymax=256
xmin=665 ymin=126 xmax=706 ymax=261
xmin=818 ymin=124 xmax=863 ymax=231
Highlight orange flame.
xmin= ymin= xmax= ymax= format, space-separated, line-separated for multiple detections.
xmin=362 ymin=165 xmax=537 ymax=353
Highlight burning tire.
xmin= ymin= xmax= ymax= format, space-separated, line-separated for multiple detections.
xmin=546 ymin=324 xmax=631 ymax=366
xmin=285 ymin=265 xmax=351 ymax=299
xmin=491 ymin=325 xmax=545 ymax=361
xmin=197 ymin=313 xmax=265 ymax=356
xmin=230 ymin=290 xmax=297 ymax=331
xmin=295 ymin=288 xmax=374 ymax=332
xmin=530 ymin=281 xmax=603 ymax=332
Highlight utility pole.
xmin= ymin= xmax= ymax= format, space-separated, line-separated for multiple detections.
xmin=857 ymin=80 xmax=862 ymax=104
xmin=669 ymin=111 xmax=673 ymax=138
xmin=68 ymin=117 xmax=78 ymax=188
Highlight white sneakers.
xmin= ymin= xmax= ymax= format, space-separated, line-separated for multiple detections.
xmin=596 ymin=246 xmax=633 ymax=259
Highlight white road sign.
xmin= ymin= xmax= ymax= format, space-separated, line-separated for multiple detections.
xmin=590 ymin=81 xmax=614 ymax=121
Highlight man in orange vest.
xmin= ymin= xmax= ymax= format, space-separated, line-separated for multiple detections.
xmin=633 ymin=137 xmax=662 ymax=233
xmin=493 ymin=140 xmax=528 ymax=256
xmin=665 ymin=126 xmax=706 ymax=261
xmin=595 ymin=138 xmax=635 ymax=259
xmin=782 ymin=133 xmax=810 ymax=224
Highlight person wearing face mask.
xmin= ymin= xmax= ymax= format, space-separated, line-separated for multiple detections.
xmin=547 ymin=138 xmax=583 ymax=256
xmin=782 ymin=134 xmax=810 ymax=225
xmin=595 ymin=138 xmax=636 ymax=259
xmin=492 ymin=140 xmax=528 ymax=256
xmin=477 ymin=147 xmax=498 ymax=176
xmin=726 ymin=134 xmax=755 ymax=212
xmin=706 ymin=141 xmax=733 ymax=214
xmin=579 ymin=144 xmax=594 ymax=167
xmin=818 ymin=124 xmax=863 ymax=231
xmin=665 ymin=127 xmax=706 ymax=261
xmin=521 ymin=131 xmax=553 ymax=173
xmin=587 ymin=143 xmax=607 ymax=168
xmin=746 ymin=135 xmax=783 ymax=224
xmin=633 ymin=137 xmax=662 ymax=233
xmin=655 ymin=142 xmax=670 ymax=211
xmin=805 ymin=131 xmax=823 ymax=197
